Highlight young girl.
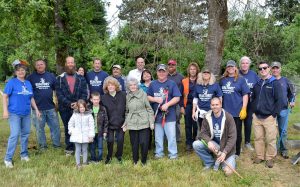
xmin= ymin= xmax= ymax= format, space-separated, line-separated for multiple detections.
xmin=68 ymin=99 xmax=95 ymax=168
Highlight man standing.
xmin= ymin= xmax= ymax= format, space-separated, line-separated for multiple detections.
xmin=167 ymin=59 xmax=184 ymax=142
xmin=27 ymin=59 xmax=61 ymax=150
xmin=252 ymin=61 xmax=283 ymax=168
xmin=55 ymin=56 xmax=88 ymax=155
xmin=147 ymin=64 xmax=181 ymax=159
xmin=193 ymin=97 xmax=237 ymax=176
xmin=111 ymin=64 xmax=126 ymax=92
xmin=127 ymin=57 xmax=145 ymax=82
xmin=86 ymin=58 xmax=109 ymax=95
xmin=271 ymin=61 xmax=296 ymax=159
xmin=239 ymin=56 xmax=260 ymax=151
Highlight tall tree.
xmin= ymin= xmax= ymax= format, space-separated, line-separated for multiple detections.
xmin=205 ymin=0 xmax=228 ymax=76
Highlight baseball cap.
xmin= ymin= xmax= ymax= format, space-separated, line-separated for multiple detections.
xmin=112 ymin=64 xmax=122 ymax=69
xmin=226 ymin=60 xmax=236 ymax=67
xmin=271 ymin=61 xmax=281 ymax=68
xmin=156 ymin=64 xmax=167 ymax=71
xmin=12 ymin=59 xmax=29 ymax=68
xmin=168 ymin=59 xmax=177 ymax=65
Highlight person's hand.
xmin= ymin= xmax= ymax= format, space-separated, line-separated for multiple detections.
xmin=161 ymin=103 xmax=169 ymax=112
xmin=155 ymin=97 xmax=163 ymax=104
xmin=36 ymin=110 xmax=41 ymax=119
xmin=207 ymin=141 xmax=217 ymax=153
xmin=290 ymin=102 xmax=295 ymax=108
xmin=121 ymin=124 xmax=127 ymax=132
xmin=192 ymin=112 xmax=197 ymax=121
xmin=71 ymin=102 xmax=77 ymax=109
xmin=150 ymin=124 xmax=154 ymax=130
xmin=103 ymin=133 xmax=107 ymax=138
xmin=239 ymin=107 xmax=247 ymax=120
xmin=3 ymin=110 xmax=9 ymax=119
xmin=180 ymin=107 xmax=185 ymax=115
xmin=88 ymin=137 xmax=94 ymax=142
xmin=217 ymin=152 xmax=226 ymax=163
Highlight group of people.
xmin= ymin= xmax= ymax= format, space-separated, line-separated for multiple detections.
xmin=2 ymin=56 xmax=296 ymax=176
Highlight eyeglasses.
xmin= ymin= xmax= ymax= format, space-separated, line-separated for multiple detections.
xmin=258 ymin=66 xmax=269 ymax=71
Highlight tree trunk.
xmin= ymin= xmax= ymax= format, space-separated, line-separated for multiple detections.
xmin=205 ymin=0 xmax=228 ymax=77
xmin=54 ymin=0 xmax=67 ymax=74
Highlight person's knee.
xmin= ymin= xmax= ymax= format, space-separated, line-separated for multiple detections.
xmin=192 ymin=140 xmax=204 ymax=150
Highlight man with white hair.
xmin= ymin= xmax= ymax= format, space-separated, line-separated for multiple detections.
xmin=239 ymin=56 xmax=259 ymax=151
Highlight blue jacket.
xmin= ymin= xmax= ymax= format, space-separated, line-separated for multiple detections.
xmin=251 ymin=76 xmax=283 ymax=118
xmin=55 ymin=73 xmax=88 ymax=112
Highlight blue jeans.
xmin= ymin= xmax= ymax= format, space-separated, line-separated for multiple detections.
xmin=277 ymin=109 xmax=290 ymax=154
xmin=193 ymin=140 xmax=236 ymax=170
xmin=155 ymin=121 xmax=177 ymax=158
xmin=32 ymin=109 xmax=61 ymax=148
xmin=89 ymin=134 xmax=103 ymax=161
xmin=59 ymin=110 xmax=74 ymax=151
xmin=5 ymin=113 xmax=31 ymax=162
xmin=184 ymin=104 xmax=198 ymax=146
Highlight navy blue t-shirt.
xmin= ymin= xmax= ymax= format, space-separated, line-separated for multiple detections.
xmin=220 ymin=77 xmax=250 ymax=117
xmin=239 ymin=70 xmax=259 ymax=95
xmin=27 ymin=71 xmax=56 ymax=110
xmin=193 ymin=83 xmax=223 ymax=111
xmin=212 ymin=112 xmax=223 ymax=144
xmin=86 ymin=70 xmax=109 ymax=95
xmin=115 ymin=76 xmax=126 ymax=92
xmin=4 ymin=78 xmax=33 ymax=115
xmin=147 ymin=79 xmax=182 ymax=123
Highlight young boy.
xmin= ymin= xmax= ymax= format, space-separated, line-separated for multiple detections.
xmin=89 ymin=92 xmax=108 ymax=162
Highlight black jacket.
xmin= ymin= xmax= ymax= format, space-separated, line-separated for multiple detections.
xmin=251 ymin=76 xmax=283 ymax=118
xmin=88 ymin=104 xmax=108 ymax=137
xmin=101 ymin=91 xmax=126 ymax=129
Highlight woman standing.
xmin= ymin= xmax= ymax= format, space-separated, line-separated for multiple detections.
xmin=181 ymin=62 xmax=200 ymax=151
xmin=3 ymin=60 xmax=40 ymax=168
xmin=139 ymin=69 xmax=153 ymax=93
xmin=192 ymin=68 xmax=223 ymax=130
xmin=124 ymin=78 xmax=154 ymax=165
xmin=101 ymin=76 xmax=126 ymax=164
xmin=219 ymin=60 xmax=250 ymax=157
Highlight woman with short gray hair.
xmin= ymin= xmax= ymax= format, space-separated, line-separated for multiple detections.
xmin=123 ymin=78 xmax=154 ymax=165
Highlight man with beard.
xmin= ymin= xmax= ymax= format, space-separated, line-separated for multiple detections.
xmin=55 ymin=56 xmax=88 ymax=155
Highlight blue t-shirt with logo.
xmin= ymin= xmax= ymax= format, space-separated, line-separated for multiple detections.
xmin=239 ymin=70 xmax=259 ymax=96
xmin=27 ymin=71 xmax=56 ymax=110
xmin=220 ymin=77 xmax=250 ymax=117
xmin=86 ymin=71 xmax=109 ymax=95
xmin=147 ymin=79 xmax=182 ymax=123
xmin=193 ymin=83 xmax=223 ymax=111
xmin=212 ymin=112 xmax=223 ymax=144
xmin=4 ymin=78 xmax=33 ymax=115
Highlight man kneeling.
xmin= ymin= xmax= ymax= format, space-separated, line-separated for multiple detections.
xmin=193 ymin=97 xmax=237 ymax=176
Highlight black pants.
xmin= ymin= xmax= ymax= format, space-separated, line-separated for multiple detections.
xmin=59 ymin=110 xmax=74 ymax=151
xmin=129 ymin=128 xmax=150 ymax=164
xmin=107 ymin=128 xmax=124 ymax=160
xmin=234 ymin=117 xmax=242 ymax=156
xmin=184 ymin=104 xmax=198 ymax=146
xmin=148 ymin=129 xmax=154 ymax=150
xmin=244 ymin=105 xmax=253 ymax=144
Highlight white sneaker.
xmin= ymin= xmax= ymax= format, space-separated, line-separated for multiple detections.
xmin=21 ymin=156 xmax=30 ymax=162
xmin=4 ymin=160 xmax=13 ymax=168
xmin=245 ymin=143 xmax=254 ymax=151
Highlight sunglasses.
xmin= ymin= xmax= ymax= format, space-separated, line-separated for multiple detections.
xmin=258 ymin=66 xmax=269 ymax=71
xmin=203 ymin=71 xmax=210 ymax=74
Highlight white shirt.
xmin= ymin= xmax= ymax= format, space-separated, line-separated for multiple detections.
xmin=127 ymin=69 xmax=144 ymax=82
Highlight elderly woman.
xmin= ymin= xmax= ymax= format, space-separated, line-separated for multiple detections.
xmin=124 ymin=78 xmax=154 ymax=165
xmin=3 ymin=60 xmax=40 ymax=168
xmin=220 ymin=60 xmax=250 ymax=157
xmin=101 ymin=76 xmax=126 ymax=164
xmin=192 ymin=68 xmax=223 ymax=130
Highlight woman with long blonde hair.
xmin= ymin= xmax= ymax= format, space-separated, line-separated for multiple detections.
xmin=219 ymin=60 xmax=250 ymax=158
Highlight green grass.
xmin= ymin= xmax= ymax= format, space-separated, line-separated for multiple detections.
xmin=0 ymin=90 xmax=300 ymax=186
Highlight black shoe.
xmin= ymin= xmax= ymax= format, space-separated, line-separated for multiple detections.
xmin=117 ymin=157 xmax=122 ymax=163
xmin=105 ymin=158 xmax=111 ymax=164
xmin=281 ymin=152 xmax=289 ymax=159
xmin=265 ymin=159 xmax=274 ymax=168
xmin=186 ymin=144 xmax=193 ymax=151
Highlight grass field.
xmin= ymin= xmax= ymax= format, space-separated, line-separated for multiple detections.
xmin=0 ymin=89 xmax=299 ymax=186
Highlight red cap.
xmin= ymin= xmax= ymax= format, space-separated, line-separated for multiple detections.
xmin=168 ymin=59 xmax=177 ymax=65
